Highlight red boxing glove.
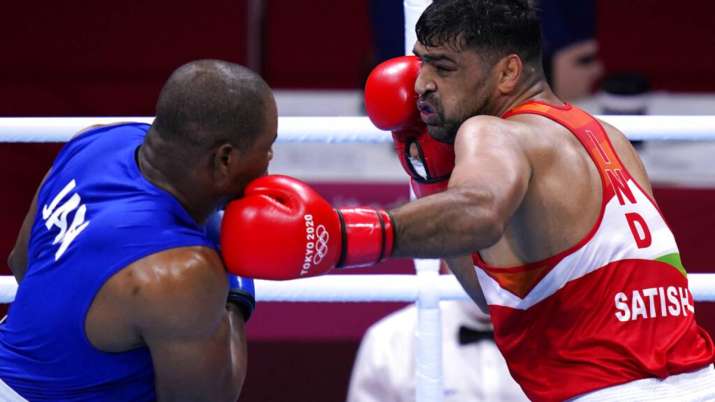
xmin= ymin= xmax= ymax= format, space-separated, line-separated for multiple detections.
xmin=396 ymin=129 xmax=455 ymax=197
xmin=364 ymin=55 xmax=422 ymax=132
xmin=220 ymin=175 xmax=395 ymax=280
xmin=364 ymin=56 xmax=455 ymax=198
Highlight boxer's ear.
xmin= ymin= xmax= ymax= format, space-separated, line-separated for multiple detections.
xmin=495 ymin=54 xmax=523 ymax=95
xmin=213 ymin=143 xmax=235 ymax=172
xmin=211 ymin=142 xmax=239 ymax=189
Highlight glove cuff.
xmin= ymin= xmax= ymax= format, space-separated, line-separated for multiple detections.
xmin=336 ymin=208 xmax=395 ymax=268
xmin=227 ymin=275 xmax=256 ymax=322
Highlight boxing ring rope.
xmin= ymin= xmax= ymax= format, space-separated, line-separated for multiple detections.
xmin=2 ymin=115 xmax=715 ymax=402
xmin=3 ymin=115 xmax=715 ymax=143
xmin=1 ymin=273 xmax=715 ymax=305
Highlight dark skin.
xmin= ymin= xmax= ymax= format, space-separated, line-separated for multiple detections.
xmin=390 ymin=42 xmax=653 ymax=312
xmin=7 ymin=81 xmax=277 ymax=401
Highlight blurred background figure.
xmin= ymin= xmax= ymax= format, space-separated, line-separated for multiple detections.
xmin=368 ymin=0 xmax=404 ymax=65
xmin=599 ymin=72 xmax=652 ymax=149
xmin=539 ymin=0 xmax=604 ymax=101
xmin=599 ymin=73 xmax=651 ymax=116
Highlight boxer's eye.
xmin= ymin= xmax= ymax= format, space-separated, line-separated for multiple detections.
xmin=434 ymin=64 xmax=453 ymax=77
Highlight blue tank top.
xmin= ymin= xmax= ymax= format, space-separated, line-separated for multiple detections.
xmin=0 ymin=123 xmax=216 ymax=401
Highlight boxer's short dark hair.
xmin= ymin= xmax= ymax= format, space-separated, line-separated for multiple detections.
xmin=416 ymin=0 xmax=543 ymax=66
xmin=153 ymin=59 xmax=271 ymax=152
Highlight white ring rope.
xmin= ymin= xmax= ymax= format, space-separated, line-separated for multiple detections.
xmin=1 ymin=274 xmax=714 ymax=304
xmin=1 ymin=115 xmax=715 ymax=143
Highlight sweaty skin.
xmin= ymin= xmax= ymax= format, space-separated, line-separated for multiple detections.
xmin=389 ymin=42 xmax=653 ymax=310
xmin=86 ymin=247 xmax=248 ymax=402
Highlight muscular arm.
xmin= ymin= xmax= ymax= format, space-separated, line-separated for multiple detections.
xmin=7 ymin=193 xmax=37 ymax=282
xmin=129 ymin=247 xmax=247 ymax=402
xmin=390 ymin=116 xmax=531 ymax=258
xmin=8 ymin=170 xmax=51 ymax=282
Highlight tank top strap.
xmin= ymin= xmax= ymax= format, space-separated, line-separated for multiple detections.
xmin=504 ymin=100 xmax=633 ymax=201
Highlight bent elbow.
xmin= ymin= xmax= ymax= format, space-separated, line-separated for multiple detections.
xmin=231 ymin=366 xmax=247 ymax=400
xmin=198 ymin=369 xmax=245 ymax=402
xmin=479 ymin=212 xmax=505 ymax=248
xmin=7 ymin=249 xmax=17 ymax=274
xmin=7 ymin=247 xmax=27 ymax=283
xmin=458 ymin=191 xmax=505 ymax=250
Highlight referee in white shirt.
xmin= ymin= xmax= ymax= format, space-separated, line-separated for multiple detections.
xmin=347 ymin=299 xmax=529 ymax=402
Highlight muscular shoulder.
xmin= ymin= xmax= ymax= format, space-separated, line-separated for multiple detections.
xmin=598 ymin=118 xmax=653 ymax=196
xmin=455 ymin=115 xmax=530 ymax=152
xmin=457 ymin=115 xmax=524 ymax=138
xmin=72 ymin=121 xmax=144 ymax=139
xmin=598 ymin=119 xmax=637 ymax=157
xmin=117 ymin=246 xmax=229 ymax=338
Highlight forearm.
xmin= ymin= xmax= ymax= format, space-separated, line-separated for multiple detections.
xmin=390 ymin=188 xmax=503 ymax=259
xmin=9 ymin=181 xmax=43 ymax=283
xmin=225 ymin=304 xmax=248 ymax=395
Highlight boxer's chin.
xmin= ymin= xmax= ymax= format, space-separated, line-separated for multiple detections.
xmin=426 ymin=124 xmax=457 ymax=144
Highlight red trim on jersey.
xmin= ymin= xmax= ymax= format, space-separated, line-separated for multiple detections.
xmin=589 ymin=113 xmax=684 ymax=240
xmin=589 ymin=114 xmax=665 ymax=209
xmin=514 ymin=102 xmax=681 ymax=254
xmin=503 ymin=99 xmax=572 ymax=112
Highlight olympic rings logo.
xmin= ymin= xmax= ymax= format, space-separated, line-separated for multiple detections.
xmin=302 ymin=214 xmax=330 ymax=275
xmin=313 ymin=225 xmax=330 ymax=264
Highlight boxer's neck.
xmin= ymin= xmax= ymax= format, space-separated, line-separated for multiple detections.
xmin=137 ymin=133 xmax=213 ymax=225
xmin=494 ymin=79 xmax=563 ymax=117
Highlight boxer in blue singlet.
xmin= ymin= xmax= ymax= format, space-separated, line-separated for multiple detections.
xmin=0 ymin=59 xmax=276 ymax=401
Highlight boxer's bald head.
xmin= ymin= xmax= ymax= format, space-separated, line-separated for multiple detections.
xmin=152 ymin=59 xmax=273 ymax=152
xmin=141 ymin=59 xmax=277 ymax=222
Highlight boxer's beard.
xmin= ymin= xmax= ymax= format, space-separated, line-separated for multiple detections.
xmin=427 ymin=118 xmax=460 ymax=144
xmin=423 ymin=100 xmax=459 ymax=144
xmin=428 ymin=90 xmax=491 ymax=144
xmin=426 ymin=107 xmax=468 ymax=144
